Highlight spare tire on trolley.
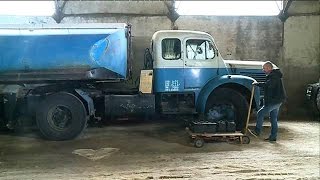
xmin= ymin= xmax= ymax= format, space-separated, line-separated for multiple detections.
xmin=36 ymin=92 xmax=87 ymax=141
xmin=205 ymin=88 xmax=249 ymax=131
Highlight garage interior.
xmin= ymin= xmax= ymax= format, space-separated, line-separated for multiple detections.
xmin=0 ymin=0 xmax=319 ymax=179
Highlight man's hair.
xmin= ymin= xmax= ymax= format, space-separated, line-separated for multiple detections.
xmin=263 ymin=61 xmax=273 ymax=69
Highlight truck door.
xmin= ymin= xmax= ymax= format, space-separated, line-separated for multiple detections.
xmin=153 ymin=38 xmax=184 ymax=93
xmin=183 ymin=38 xmax=217 ymax=89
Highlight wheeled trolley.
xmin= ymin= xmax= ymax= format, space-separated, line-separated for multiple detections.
xmin=186 ymin=84 xmax=256 ymax=148
xmin=186 ymin=128 xmax=250 ymax=148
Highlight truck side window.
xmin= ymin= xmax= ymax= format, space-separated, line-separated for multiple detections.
xmin=162 ymin=38 xmax=181 ymax=60
xmin=186 ymin=39 xmax=215 ymax=60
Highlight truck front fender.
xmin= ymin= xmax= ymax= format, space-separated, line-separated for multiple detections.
xmin=196 ymin=75 xmax=260 ymax=113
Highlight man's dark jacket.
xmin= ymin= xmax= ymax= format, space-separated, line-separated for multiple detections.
xmin=258 ymin=69 xmax=287 ymax=105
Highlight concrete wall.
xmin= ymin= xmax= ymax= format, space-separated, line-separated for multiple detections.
xmin=287 ymin=1 xmax=319 ymax=14
xmin=63 ymin=1 xmax=169 ymax=15
xmin=281 ymin=1 xmax=320 ymax=116
xmin=176 ymin=16 xmax=282 ymax=63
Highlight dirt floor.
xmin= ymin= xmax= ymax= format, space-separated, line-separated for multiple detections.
xmin=0 ymin=119 xmax=319 ymax=180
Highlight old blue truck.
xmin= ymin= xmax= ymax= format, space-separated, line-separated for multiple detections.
xmin=0 ymin=23 xmax=266 ymax=140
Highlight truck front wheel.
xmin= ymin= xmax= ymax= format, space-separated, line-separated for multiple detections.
xmin=36 ymin=92 xmax=87 ymax=140
xmin=205 ymin=88 xmax=248 ymax=131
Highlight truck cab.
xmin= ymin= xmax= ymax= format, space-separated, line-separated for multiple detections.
xmin=152 ymin=30 xmax=228 ymax=97
xmin=149 ymin=30 xmax=260 ymax=130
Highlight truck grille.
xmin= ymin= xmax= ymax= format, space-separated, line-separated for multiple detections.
xmin=239 ymin=71 xmax=266 ymax=95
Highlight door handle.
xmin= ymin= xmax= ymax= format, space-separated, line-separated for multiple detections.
xmin=185 ymin=63 xmax=195 ymax=67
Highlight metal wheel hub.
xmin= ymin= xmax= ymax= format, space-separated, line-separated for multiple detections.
xmin=207 ymin=104 xmax=235 ymax=121
xmin=48 ymin=105 xmax=72 ymax=131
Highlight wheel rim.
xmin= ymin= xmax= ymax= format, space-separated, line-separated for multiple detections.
xmin=243 ymin=136 xmax=250 ymax=144
xmin=207 ymin=104 xmax=236 ymax=121
xmin=47 ymin=105 xmax=72 ymax=131
xmin=195 ymin=139 xmax=203 ymax=147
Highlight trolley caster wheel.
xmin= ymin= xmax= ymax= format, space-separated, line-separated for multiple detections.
xmin=242 ymin=136 xmax=250 ymax=144
xmin=194 ymin=138 xmax=205 ymax=148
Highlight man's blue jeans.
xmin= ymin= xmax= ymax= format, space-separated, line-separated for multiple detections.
xmin=255 ymin=103 xmax=282 ymax=140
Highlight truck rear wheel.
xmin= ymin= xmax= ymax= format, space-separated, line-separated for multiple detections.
xmin=36 ymin=92 xmax=87 ymax=141
xmin=205 ymin=88 xmax=249 ymax=131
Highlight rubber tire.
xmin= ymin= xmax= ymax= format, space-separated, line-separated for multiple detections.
xmin=242 ymin=136 xmax=250 ymax=144
xmin=36 ymin=92 xmax=87 ymax=141
xmin=205 ymin=88 xmax=249 ymax=131
xmin=194 ymin=138 xmax=205 ymax=148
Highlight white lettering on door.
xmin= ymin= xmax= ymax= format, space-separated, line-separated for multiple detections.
xmin=164 ymin=80 xmax=180 ymax=91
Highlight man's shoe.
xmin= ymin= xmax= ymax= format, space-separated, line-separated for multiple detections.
xmin=264 ymin=137 xmax=277 ymax=142
xmin=250 ymin=130 xmax=260 ymax=137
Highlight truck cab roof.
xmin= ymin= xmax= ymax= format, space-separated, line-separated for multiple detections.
xmin=152 ymin=30 xmax=213 ymax=41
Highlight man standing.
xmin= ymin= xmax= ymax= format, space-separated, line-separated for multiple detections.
xmin=253 ymin=61 xmax=286 ymax=141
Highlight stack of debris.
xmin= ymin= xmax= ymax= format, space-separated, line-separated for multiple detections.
xmin=189 ymin=105 xmax=236 ymax=134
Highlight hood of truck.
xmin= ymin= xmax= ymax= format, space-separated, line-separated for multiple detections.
xmin=224 ymin=60 xmax=278 ymax=70
xmin=225 ymin=60 xmax=278 ymax=84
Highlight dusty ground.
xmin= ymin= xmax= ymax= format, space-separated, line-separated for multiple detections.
xmin=0 ymin=119 xmax=319 ymax=180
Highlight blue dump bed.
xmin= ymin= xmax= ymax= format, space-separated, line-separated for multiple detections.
xmin=0 ymin=23 xmax=130 ymax=82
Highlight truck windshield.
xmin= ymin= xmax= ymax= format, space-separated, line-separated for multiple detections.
xmin=186 ymin=39 xmax=215 ymax=60
xmin=162 ymin=38 xmax=181 ymax=60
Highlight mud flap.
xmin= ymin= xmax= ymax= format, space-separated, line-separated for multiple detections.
xmin=75 ymin=89 xmax=95 ymax=117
